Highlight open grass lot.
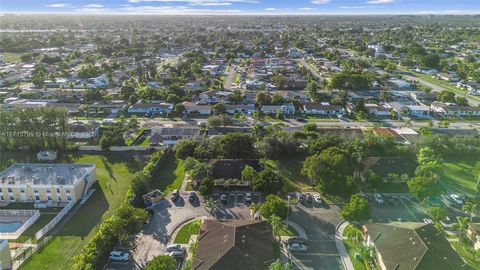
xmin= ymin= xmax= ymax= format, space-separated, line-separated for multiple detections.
xmin=16 ymin=214 xmax=56 ymax=243
xmin=0 ymin=52 xmax=23 ymax=63
xmin=148 ymin=157 xmax=185 ymax=195
xmin=277 ymin=224 xmax=298 ymax=236
xmin=264 ymin=153 xmax=312 ymax=192
xmin=174 ymin=219 xmax=201 ymax=244
xmin=19 ymin=153 xmax=145 ymax=270
xmin=440 ymin=158 xmax=479 ymax=197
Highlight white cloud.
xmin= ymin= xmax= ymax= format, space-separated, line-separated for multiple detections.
xmin=298 ymin=7 xmax=315 ymax=10
xmin=367 ymin=0 xmax=394 ymax=4
xmin=45 ymin=3 xmax=71 ymax=8
xmin=311 ymin=0 xmax=331 ymax=4
xmin=265 ymin=8 xmax=277 ymax=11
xmin=340 ymin=6 xmax=375 ymax=9
xmin=118 ymin=5 xmax=242 ymax=14
xmin=85 ymin=4 xmax=104 ymax=8
xmin=127 ymin=0 xmax=259 ymax=5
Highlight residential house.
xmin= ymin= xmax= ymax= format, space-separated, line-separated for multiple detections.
xmin=193 ymin=219 xmax=275 ymax=270
xmin=0 ymin=99 xmax=50 ymax=111
xmin=48 ymin=102 xmax=82 ymax=115
xmin=363 ymin=222 xmax=469 ymax=270
xmin=303 ymin=103 xmax=344 ymax=115
xmin=225 ymin=104 xmax=256 ymax=115
xmin=466 ymin=223 xmax=480 ymax=250
xmin=149 ymin=127 xmax=200 ymax=145
xmin=127 ymin=100 xmax=173 ymax=114
xmin=199 ymin=90 xmax=232 ymax=103
xmin=437 ymin=73 xmax=459 ymax=82
xmin=414 ymin=67 xmax=438 ymax=75
xmin=261 ymin=103 xmax=295 ymax=115
xmin=276 ymin=90 xmax=309 ymax=103
xmin=365 ymin=103 xmax=392 ymax=116
xmin=405 ymin=105 xmax=431 ymax=118
xmin=457 ymin=81 xmax=480 ymax=93
xmin=431 ymin=102 xmax=480 ymax=116
xmin=183 ymin=101 xmax=212 ymax=115
xmin=87 ymin=100 xmax=126 ymax=115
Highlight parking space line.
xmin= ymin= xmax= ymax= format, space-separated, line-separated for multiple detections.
xmin=399 ymin=199 xmax=418 ymax=221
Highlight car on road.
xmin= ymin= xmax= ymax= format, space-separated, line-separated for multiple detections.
xmin=374 ymin=193 xmax=384 ymax=204
xmin=108 ymin=251 xmax=130 ymax=262
xmin=167 ymin=250 xmax=185 ymax=258
xmin=166 ymin=244 xmax=185 ymax=252
xmin=313 ymin=194 xmax=323 ymax=204
xmin=245 ymin=193 xmax=252 ymax=202
xmin=220 ymin=194 xmax=228 ymax=204
xmin=287 ymin=242 xmax=308 ymax=252
xmin=171 ymin=189 xmax=179 ymax=201
xmin=295 ymin=117 xmax=306 ymax=122
xmin=188 ymin=192 xmax=196 ymax=203
xmin=305 ymin=193 xmax=313 ymax=203
xmin=286 ymin=236 xmax=306 ymax=245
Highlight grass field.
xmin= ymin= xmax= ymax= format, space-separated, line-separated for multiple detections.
xmin=451 ymin=242 xmax=480 ymax=270
xmin=343 ymin=239 xmax=369 ymax=270
xmin=277 ymin=224 xmax=299 ymax=236
xmin=264 ymin=153 xmax=312 ymax=192
xmin=174 ymin=219 xmax=201 ymax=244
xmin=148 ymin=157 xmax=185 ymax=195
xmin=440 ymin=159 xmax=479 ymax=197
xmin=16 ymin=214 xmax=56 ymax=243
xmin=1 ymin=52 xmax=23 ymax=63
xmin=19 ymin=153 xmax=144 ymax=270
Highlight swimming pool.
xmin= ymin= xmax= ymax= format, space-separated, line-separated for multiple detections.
xmin=0 ymin=221 xmax=23 ymax=233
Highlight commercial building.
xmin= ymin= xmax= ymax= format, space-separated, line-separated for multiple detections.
xmin=0 ymin=163 xmax=96 ymax=205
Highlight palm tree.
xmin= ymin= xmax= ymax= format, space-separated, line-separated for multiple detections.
xmin=357 ymin=245 xmax=374 ymax=266
xmin=268 ymin=214 xmax=283 ymax=242
xmin=462 ymin=202 xmax=478 ymax=223
xmin=456 ymin=216 xmax=469 ymax=241
xmin=205 ymin=198 xmax=221 ymax=218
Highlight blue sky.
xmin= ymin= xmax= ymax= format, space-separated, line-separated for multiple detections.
xmin=1 ymin=0 xmax=479 ymax=15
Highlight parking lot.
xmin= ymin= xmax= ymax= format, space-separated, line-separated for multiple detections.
xmin=212 ymin=192 xmax=262 ymax=219
xmin=288 ymin=195 xmax=344 ymax=270
xmin=366 ymin=193 xmax=430 ymax=222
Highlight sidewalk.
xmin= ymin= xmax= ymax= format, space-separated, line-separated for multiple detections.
xmin=283 ymin=219 xmax=307 ymax=238
xmin=335 ymin=221 xmax=355 ymax=270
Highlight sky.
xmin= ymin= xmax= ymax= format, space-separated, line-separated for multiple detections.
xmin=1 ymin=0 xmax=479 ymax=15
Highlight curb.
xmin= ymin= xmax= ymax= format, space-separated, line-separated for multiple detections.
xmin=168 ymin=217 xmax=196 ymax=243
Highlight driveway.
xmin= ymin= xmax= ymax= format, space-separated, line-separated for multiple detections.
xmin=129 ymin=193 xmax=211 ymax=269
xmin=212 ymin=192 xmax=262 ymax=219
xmin=288 ymin=198 xmax=344 ymax=270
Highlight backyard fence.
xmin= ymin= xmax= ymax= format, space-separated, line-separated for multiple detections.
xmin=11 ymin=236 xmax=52 ymax=270
xmin=34 ymin=201 xmax=74 ymax=240
xmin=0 ymin=209 xmax=40 ymax=240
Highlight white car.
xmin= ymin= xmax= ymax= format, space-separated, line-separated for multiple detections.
xmin=166 ymin=244 xmax=184 ymax=252
xmin=423 ymin=218 xmax=434 ymax=224
xmin=449 ymin=194 xmax=463 ymax=205
xmin=245 ymin=193 xmax=252 ymax=202
xmin=168 ymin=250 xmax=185 ymax=258
xmin=374 ymin=193 xmax=384 ymax=204
xmin=108 ymin=251 xmax=130 ymax=262
xmin=288 ymin=242 xmax=308 ymax=252
xmin=313 ymin=195 xmax=323 ymax=204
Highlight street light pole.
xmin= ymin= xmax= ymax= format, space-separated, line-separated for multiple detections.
xmin=287 ymin=195 xmax=291 ymax=224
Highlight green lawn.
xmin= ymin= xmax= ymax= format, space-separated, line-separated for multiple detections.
xmin=1 ymin=52 xmax=23 ymax=63
xmin=20 ymin=153 xmax=144 ymax=270
xmin=451 ymin=242 xmax=480 ymax=270
xmin=411 ymin=72 xmax=480 ymax=102
xmin=277 ymin=224 xmax=299 ymax=236
xmin=148 ymin=157 xmax=185 ymax=194
xmin=440 ymin=159 xmax=479 ymax=197
xmin=16 ymin=214 xmax=56 ymax=243
xmin=174 ymin=219 xmax=201 ymax=244
xmin=343 ymin=239 xmax=369 ymax=270
xmin=264 ymin=153 xmax=312 ymax=192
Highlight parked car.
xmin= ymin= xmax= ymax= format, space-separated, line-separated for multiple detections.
xmin=171 ymin=189 xmax=179 ymax=201
xmin=287 ymin=242 xmax=308 ymax=252
xmin=168 ymin=250 xmax=185 ymax=258
xmin=305 ymin=193 xmax=313 ymax=203
xmin=166 ymin=244 xmax=185 ymax=252
xmin=188 ymin=192 xmax=196 ymax=202
xmin=313 ymin=194 xmax=323 ymax=204
xmin=449 ymin=194 xmax=463 ymax=206
xmin=109 ymin=251 xmax=130 ymax=261
xmin=374 ymin=193 xmax=384 ymax=204
xmin=296 ymin=192 xmax=304 ymax=203
xmin=221 ymin=194 xmax=228 ymax=204
xmin=295 ymin=117 xmax=306 ymax=122
xmin=423 ymin=218 xmax=434 ymax=224
xmin=245 ymin=193 xmax=252 ymax=202
xmin=287 ymin=236 xmax=306 ymax=244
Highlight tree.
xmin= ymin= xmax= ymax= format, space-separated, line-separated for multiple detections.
xmin=219 ymin=133 xmax=255 ymax=159
xmin=427 ymin=206 xmax=447 ymax=222
xmin=144 ymin=255 xmax=176 ymax=270
xmin=260 ymin=195 xmax=288 ymax=219
xmin=456 ymin=216 xmax=469 ymax=241
xmin=253 ymin=168 xmax=283 ymax=194
xmin=174 ymin=139 xmax=199 ymax=159
xmin=107 ymin=204 xmax=148 ymax=241
xmin=415 ymin=147 xmax=442 ymax=179
xmin=344 ymin=225 xmax=362 ymax=243
xmin=407 ymin=176 xmax=434 ymax=200
xmin=120 ymin=84 xmax=135 ymax=100
xmin=205 ymin=198 xmax=221 ymax=217
xmin=436 ymin=90 xmax=456 ymax=103
xmin=303 ymin=122 xmax=317 ymax=132
xmin=269 ymin=259 xmax=292 ymax=270
xmin=84 ymin=88 xmax=103 ymax=102
xmin=341 ymin=194 xmax=371 ymax=222
xmin=213 ymin=103 xmax=227 ymax=115
xmin=198 ymin=178 xmax=214 ymax=197
xmin=462 ymin=202 xmax=478 ymax=223
xmin=131 ymin=172 xmax=148 ymax=198
xmin=241 ymin=165 xmax=258 ymax=183
xmin=268 ymin=214 xmax=282 ymax=241
xmin=173 ymin=104 xmax=185 ymax=114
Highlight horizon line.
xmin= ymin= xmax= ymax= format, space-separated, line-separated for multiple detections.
xmin=2 ymin=12 xmax=480 ymax=16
